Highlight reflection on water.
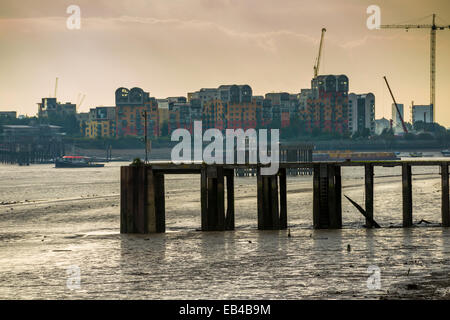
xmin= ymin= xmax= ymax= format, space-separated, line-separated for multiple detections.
xmin=0 ymin=161 xmax=450 ymax=299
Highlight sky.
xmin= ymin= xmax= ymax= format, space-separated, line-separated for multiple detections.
xmin=0 ymin=0 xmax=449 ymax=125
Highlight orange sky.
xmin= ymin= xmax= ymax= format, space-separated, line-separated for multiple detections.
xmin=0 ymin=0 xmax=449 ymax=125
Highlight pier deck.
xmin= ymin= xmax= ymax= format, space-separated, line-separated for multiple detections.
xmin=120 ymin=161 xmax=450 ymax=233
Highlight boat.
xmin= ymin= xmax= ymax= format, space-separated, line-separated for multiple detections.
xmin=312 ymin=151 xmax=400 ymax=162
xmin=441 ymin=150 xmax=450 ymax=157
xmin=55 ymin=156 xmax=105 ymax=168
xmin=409 ymin=152 xmax=423 ymax=158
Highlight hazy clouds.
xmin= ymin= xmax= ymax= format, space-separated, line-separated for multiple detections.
xmin=0 ymin=0 xmax=449 ymax=124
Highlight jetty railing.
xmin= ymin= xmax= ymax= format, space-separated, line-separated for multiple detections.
xmin=120 ymin=161 xmax=450 ymax=233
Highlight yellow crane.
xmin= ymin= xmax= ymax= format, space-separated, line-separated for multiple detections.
xmin=381 ymin=14 xmax=450 ymax=122
xmin=313 ymin=28 xmax=326 ymax=78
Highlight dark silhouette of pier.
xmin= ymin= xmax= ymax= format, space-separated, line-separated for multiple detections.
xmin=120 ymin=161 xmax=450 ymax=233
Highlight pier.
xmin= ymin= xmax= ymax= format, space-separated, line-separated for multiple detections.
xmin=120 ymin=161 xmax=450 ymax=233
xmin=0 ymin=125 xmax=65 ymax=165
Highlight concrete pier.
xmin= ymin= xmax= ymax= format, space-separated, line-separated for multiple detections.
xmin=120 ymin=161 xmax=450 ymax=233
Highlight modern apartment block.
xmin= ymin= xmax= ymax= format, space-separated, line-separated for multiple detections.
xmin=84 ymin=106 xmax=116 ymax=138
xmin=74 ymin=74 xmax=374 ymax=139
xmin=305 ymin=75 xmax=349 ymax=134
xmin=115 ymin=87 xmax=159 ymax=137
xmin=348 ymin=93 xmax=375 ymax=134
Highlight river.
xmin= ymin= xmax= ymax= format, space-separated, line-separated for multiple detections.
xmin=1 ymin=160 xmax=449 ymax=299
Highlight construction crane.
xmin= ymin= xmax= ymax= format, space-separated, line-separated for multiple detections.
xmin=76 ymin=93 xmax=82 ymax=106
xmin=54 ymin=77 xmax=58 ymax=99
xmin=384 ymin=76 xmax=408 ymax=134
xmin=313 ymin=28 xmax=326 ymax=78
xmin=78 ymin=94 xmax=86 ymax=109
xmin=381 ymin=14 xmax=450 ymax=122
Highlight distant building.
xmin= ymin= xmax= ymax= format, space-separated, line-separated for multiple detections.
xmin=218 ymin=85 xmax=252 ymax=103
xmin=298 ymin=89 xmax=311 ymax=112
xmin=189 ymin=88 xmax=219 ymax=107
xmin=115 ymin=87 xmax=159 ymax=137
xmin=168 ymin=101 xmax=192 ymax=133
xmin=265 ymin=92 xmax=292 ymax=128
xmin=38 ymin=98 xmax=76 ymax=118
xmin=85 ymin=106 xmax=116 ymax=138
xmin=305 ymin=75 xmax=349 ymax=134
xmin=0 ymin=111 xmax=17 ymax=119
xmin=76 ymin=112 xmax=89 ymax=122
xmin=391 ymin=103 xmax=404 ymax=125
xmin=76 ymin=112 xmax=89 ymax=135
xmin=375 ymin=118 xmax=391 ymax=135
xmin=157 ymin=99 xmax=169 ymax=133
xmin=348 ymin=93 xmax=375 ymax=134
xmin=412 ymin=104 xmax=433 ymax=124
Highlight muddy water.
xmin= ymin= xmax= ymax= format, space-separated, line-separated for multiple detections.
xmin=0 ymin=161 xmax=450 ymax=299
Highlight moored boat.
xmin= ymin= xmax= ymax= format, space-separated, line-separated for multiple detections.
xmin=441 ymin=150 xmax=450 ymax=157
xmin=55 ymin=156 xmax=105 ymax=168
xmin=409 ymin=152 xmax=423 ymax=158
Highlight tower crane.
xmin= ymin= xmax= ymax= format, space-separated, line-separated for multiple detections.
xmin=313 ymin=28 xmax=326 ymax=78
xmin=381 ymin=14 xmax=450 ymax=122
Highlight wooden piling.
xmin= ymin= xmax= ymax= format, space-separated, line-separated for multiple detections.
xmin=312 ymin=164 xmax=321 ymax=228
xmin=365 ymin=164 xmax=374 ymax=228
xmin=402 ymin=163 xmax=413 ymax=227
xmin=120 ymin=165 xmax=166 ymax=233
xmin=279 ymin=168 xmax=287 ymax=229
xmin=256 ymin=167 xmax=284 ymax=230
xmin=120 ymin=166 xmax=128 ymax=233
xmin=126 ymin=165 xmax=136 ymax=233
xmin=201 ymin=168 xmax=208 ymax=229
xmin=201 ymin=166 xmax=226 ymax=231
xmin=154 ymin=173 xmax=166 ymax=233
xmin=217 ymin=166 xmax=225 ymax=230
xmin=225 ymin=169 xmax=235 ymax=230
xmin=313 ymin=164 xmax=342 ymax=229
xmin=334 ymin=165 xmax=342 ymax=229
xmin=270 ymin=175 xmax=280 ymax=229
xmin=442 ymin=164 xmax=450 ymax=227
xmin=135 ymin=165 xmax=146 ymax=233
